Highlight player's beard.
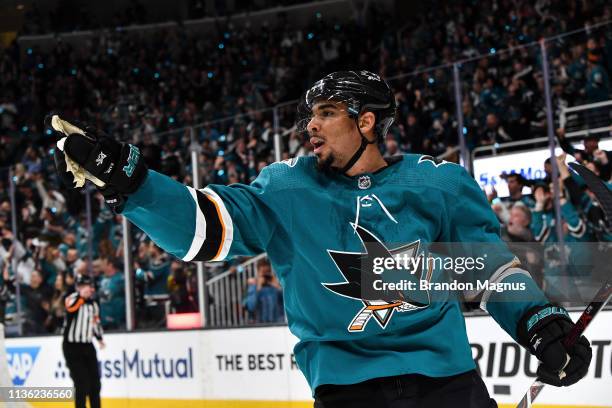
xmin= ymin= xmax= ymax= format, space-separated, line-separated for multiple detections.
xmin=315 ymin=152 xmax=335 ymax=174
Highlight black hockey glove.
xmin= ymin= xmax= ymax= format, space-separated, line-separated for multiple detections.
xmin=46 ymin=115 xmax=148 ymax=211
xmin=517 ymin=304 xmax=592 ymax=386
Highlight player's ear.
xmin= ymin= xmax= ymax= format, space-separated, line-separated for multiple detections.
xmin=358 ymin=111 xmax=376 ymax=134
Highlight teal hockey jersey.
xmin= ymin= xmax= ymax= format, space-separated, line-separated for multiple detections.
xmin=121 ymin=154 xmax=548 ymax=391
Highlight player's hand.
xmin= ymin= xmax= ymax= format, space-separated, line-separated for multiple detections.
xmin=556 ymin=128 xmax=565 ymax=140
xmin=517 ymin=305 xmax=592 ymax=387
xmin=593 ymin=149 xmax=608 ymax=165
xmin=98 ymin=340 xmax=106 ymax=350
xmin=556 ymin=153 xmax=570 ymax=179
xmin=533 ymin=190 xmax=544 ymax=211
xmin=486 ymin=186 xmax=497 ymax=202
xmin=45 ymin=114 xmax=148 ymax=209
xmin=214 ymin=156 xmax=225 ymax=169
xmin=491 ymin=202 xmax=503 ymax=216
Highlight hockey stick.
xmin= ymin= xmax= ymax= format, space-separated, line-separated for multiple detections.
xmin=515 ymin=283 xmax=612 ymax=407
xmin=516 ymin=163 xmax=612 ymax=408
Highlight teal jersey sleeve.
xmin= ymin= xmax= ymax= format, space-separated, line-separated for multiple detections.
xmin=446 ymin=167 xmax=511 ymax=250
xmin=122 ymin=170 xmax=200 ymax=260
xmin=530 ymin=209 xmax=550 ymax=242
xmin=441 ymin=166 xmax=517 ymax=279
xmin=560 ymin=201 xmax=587 ymax=239
xmin=204 ymin=167 xmax=280 ymax=258
xmin=122 ymin=168 xmax=278 ymax=262
xmin=445 ymin=167 xmax=548 ymax=340
xmin=530 ymin=202 xmax=587 ymax=243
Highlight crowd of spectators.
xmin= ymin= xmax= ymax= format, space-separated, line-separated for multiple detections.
xmin=19 ymin=0 xmax=312 ymax=36
xmin=383 ymin=0 xmax=612 ymax=157
xmin=488 ymin=132 xmax=611 ymax=304
xmin=0 ymin=0 xmax=610 ymax=334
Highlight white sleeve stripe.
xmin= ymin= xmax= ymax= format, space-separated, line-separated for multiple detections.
xmin=534 ymin=219 xmax=549 ymax=241
xmin=203 ymin=187 xmax=234 ymax=261
xmin=480 ymin=262 xmax=532 ymax=312
xmin=183 ymin=186 xmax=208 ymax=262
xmin=462 ymin=257 xmax=518 ymax=302
xmin=567 ymin=219 xmax=585 ymax=235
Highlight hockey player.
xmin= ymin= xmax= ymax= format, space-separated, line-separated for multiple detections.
xmin=48 ymin=71 xmax=591 ymax=407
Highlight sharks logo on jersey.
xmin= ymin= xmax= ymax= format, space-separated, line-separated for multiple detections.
xmin=280 ymin=157 xmax=300 ymax=167
xmin=418 ymin=155 xmax=450 ymax=167
xmin=322 ymin=224 xmax=433 ymax=332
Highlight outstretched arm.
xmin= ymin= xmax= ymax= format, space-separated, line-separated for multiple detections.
xmin=121 ymin=168 xmax=278 ymax=262
xmin=47 ymin=115 xmax=277 ymax=263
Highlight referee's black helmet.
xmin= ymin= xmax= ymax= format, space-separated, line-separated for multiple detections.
xmin=75 ymin=274 xmax=93 ymax=286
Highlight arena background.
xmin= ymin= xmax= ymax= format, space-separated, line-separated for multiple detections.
xmin=0 ymin=0 xmax=611 ymax=407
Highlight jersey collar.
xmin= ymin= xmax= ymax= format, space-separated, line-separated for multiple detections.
xmin=332 ymin=155 xmax=404 ymax=190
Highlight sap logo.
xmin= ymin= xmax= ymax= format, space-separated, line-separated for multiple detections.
xmin=7 ymin=347 xmax=40 ymax=386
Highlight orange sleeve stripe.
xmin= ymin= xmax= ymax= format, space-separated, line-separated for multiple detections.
xmin=206 ymin=194 xmax=226 ymax=260
xmin=66 ymin=297 xmax=84 ymax=313
xmin=64 ymin=296 xmax=74 ymax=308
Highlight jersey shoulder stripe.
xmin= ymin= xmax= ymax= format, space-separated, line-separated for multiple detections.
xmin=263 ymin=156 xmax=319 ymax=192
xmin=391 ymin=154 xmax=464 ymax=196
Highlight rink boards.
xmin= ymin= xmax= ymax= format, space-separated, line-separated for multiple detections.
xmin=5 ymin=310 xmax=612 ymax=408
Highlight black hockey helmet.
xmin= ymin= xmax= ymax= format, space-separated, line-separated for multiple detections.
xmin=75 ymin=273 xmax=93 ymax=286
xmin=296 ymin=70 xmax=396 ymax=173
xmin=296 ymin=70 xmax=397 ymax=141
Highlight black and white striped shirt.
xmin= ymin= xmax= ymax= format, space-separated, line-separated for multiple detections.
xmin=62 ymin=292 xmax=104 ymax=344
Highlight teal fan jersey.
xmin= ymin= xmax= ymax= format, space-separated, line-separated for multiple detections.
xmin=121 ymin=154 xmax=548 ymax=392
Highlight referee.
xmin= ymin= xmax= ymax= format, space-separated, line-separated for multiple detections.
xmin=62 ymin=274 xmax=104 ymax=408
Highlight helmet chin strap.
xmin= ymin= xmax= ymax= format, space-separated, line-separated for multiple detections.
xmin=334 ymin=117 xmax=377 ymax=174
